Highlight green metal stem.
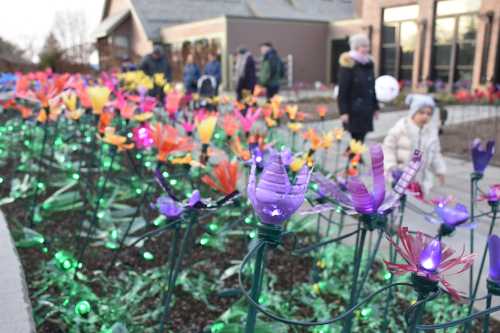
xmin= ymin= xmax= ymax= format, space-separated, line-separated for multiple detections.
xmin=483 ymin=294 xmax=492 ymax=333
xmin=244 ymin=242 xmax=268 ymax=333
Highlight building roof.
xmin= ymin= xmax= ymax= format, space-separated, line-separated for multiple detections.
xmin=99 ymin=0 xmax=355 ymax=40
xmin=93 ymin=9 xmax=131 ymax=39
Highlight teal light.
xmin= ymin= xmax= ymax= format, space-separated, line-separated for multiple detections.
xmin=71 ymin=173 xmax=80 ymax=180
xmin=200 ymin=236 xmax=210 ymax=246
xmin=143 ymin=252 xmax=154 ymax=261
xmin=162 ymin=171 xmax=169 ymax=178
xmin=75 ymin=300 xmax=91 ymax=316
xmin=249 ymin=230 xmax=256 ymax=239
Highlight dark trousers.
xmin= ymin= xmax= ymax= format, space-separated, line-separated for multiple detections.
xmin=350 ymin=132 xmax=367 ymax=143
xmin=266 ymin=85 xmax=280 ymax=101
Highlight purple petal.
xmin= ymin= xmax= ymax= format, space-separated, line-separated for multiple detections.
xmin=488 ymin=235 xmax=500 ymax=282
xmin=391 ymin=149 xmax=423 ymax=199
xmin=157 ymin=196 xmax=183 ymax=218
xmin=188 ymin=190 xmax=201 ymax=207
xmin=471 ymin=139 xmax=495 ymax=174
xmin=370 ymin=145 xmax=386 ymax=209
xmin=436 ymin=203 xmax=469 ymax=226
xmin=419 ymin=238 xmax=442 ymax=272
xmin=347 ymin=176 xmax=374 ymax=214
xmin=312 ymin=173 xmax=353 ymax=208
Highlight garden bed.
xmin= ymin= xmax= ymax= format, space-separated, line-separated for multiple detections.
xmin=441 ymin=117 xmax=500 ymax=167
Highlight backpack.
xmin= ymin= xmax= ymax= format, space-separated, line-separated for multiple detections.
xmin=270 ymin=55 xmax=285 ymax=81
xmin=197 ymin=75 xmax=217 ymax=97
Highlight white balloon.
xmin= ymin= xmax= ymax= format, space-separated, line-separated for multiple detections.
xmin=375 ymin=75 xmax=400 ymax=103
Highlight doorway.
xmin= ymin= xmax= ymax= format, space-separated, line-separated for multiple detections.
xmin=330 ymin=38 xmax=350 ymax=84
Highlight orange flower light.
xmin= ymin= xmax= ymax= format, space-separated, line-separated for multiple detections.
xmin=66 ymin=109 xmax=84 ymax=121
xmin=321 ymin=131 xmax=335 ymax=149
xmin=98 ymin=111 xmax=114 ymax=134
xmin=222 ymin=114 xmax=240 ymax=137
xmin=151 ymin=123 xmax=194 ymax=162
xmin=17 ymin=105 xmax=33 ymax=119
xmin=37 ymin=109 xmax=47 ymax=123
xmin=317 ymin=105 xmax=328 ymax=119
xmin=171 ymin=154 xmax=203 ymax=167
xmin=101 ymin=127 xmax=134 ymax=152
xmin=230 ymin=137 xmax=251 ymax=161
xmin=201 ymin=160 xmax=239 ymax=195
xmin=303 ymin=128 xmax=322 ymax=151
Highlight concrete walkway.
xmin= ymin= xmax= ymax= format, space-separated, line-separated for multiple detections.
xmin=0 ymin=211 xmax=36 ymax=332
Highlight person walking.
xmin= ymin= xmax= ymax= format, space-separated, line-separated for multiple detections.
xmin=140 ymin=45 xmax=172 ymax=82
xmin=183 ymin=54 xmax=201 ymax=94
xmin=337 ymin=34 xmax=379 ymax=143
xmin=258 ymin=42 xmax=283 ymax=100
xmin=203 ymin=52 xmax=221 ymax=94
xmin=383 ymin=94 xmax=446 ymax=196
xmin=235 ymin=47 xmax=256 ymax=101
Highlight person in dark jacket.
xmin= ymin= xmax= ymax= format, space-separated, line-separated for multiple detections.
xmin=337 ymin=34 xmax=379 ymax=143
xmin=235 ymin=47 xmax=256 ymax=101
xmin=259 ymin=42 xmax=282 ymax=100
xmin=139 ymin=45 xmax=172 ymax=82
xmin=183 ymin=54 xmax=201 ymax=94
xmin=203 ymin=53 xmax=221 ymax=92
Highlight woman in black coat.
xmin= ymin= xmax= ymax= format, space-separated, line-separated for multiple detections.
xmin=235 ymin=47 xmax=256 ymax=101
xmin=337 ymin=34 xmax=379 ymax=143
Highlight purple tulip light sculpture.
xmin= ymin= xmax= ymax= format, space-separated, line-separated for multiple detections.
xmin=248 ymin=151 xmax=311 ymax=227
xmin=306 ymin=145 xmax=422 ymax=229
xmin=471 ymin=139 xmax=495 ymax=177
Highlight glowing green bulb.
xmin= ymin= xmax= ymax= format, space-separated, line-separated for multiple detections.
xmin=311 ymin=183 xmax=319 ymax=191
xmin=211 ymin=322 xmax=225 ymax=333
xmin=162 ymin=171 xmax=169 ymax=178
xmin=336 ymin=206 xmax=342 ymax=213
xmin=200 ymin=236 xmax=209 ymax=246
xmin=135 ymin=153 xmax=142 ymax=159
xmin=62 ymin=259 xmax=72 ymax=270
xmin=42 ymin=247 xmax=48 ymax=253
xmin=214 ymin=133 xmax=221 ymax=140
xmin=127 ymin=132 xmax=133 ymax=138
xmin=208 ymin=224 xmax=218 ymax=232
xmin=143 ymin=252 xmax=154 ymax=261
xmin=135 ymin=188 xmax=142 ymax=194
xmin=72 ymin=173 xmax=80 ymax=180
xmin=244 ymin=217 xmax=252 ymax=224
xmin=361 ymin=307 xmax=372 ymax=317
xmin=85 ymin=136 xmax=92 ymax=143
xmin=97 ymin=211 xmax=105 ymax=219
xmin=384 ymin=272 xmax=392 ymax=280
xmin=109 ymin=229 xmax=118 ymax=240
xmin=153 ymin=215 xmax=166 ymax=227
xmin=169 ymin=179 xmax=177 ymax=186
xmin=75 ymin=300 xmax=91 ymax=316
xmin=144 ymin=161 xmax=152 ymax=168
xmin=249 ymin=231 xmax=256 ymax=239
xmin=37 ymin=182 xmax=45 ymax=190
xmin=0 ymin=176 xmax=4 ymax=184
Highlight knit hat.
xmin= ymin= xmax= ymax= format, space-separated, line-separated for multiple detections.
xmin=405 ymin=94 xmax=436 ymax=118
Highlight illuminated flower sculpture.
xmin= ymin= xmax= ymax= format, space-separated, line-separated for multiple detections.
xmin=156 ymin=190 xmax=202 ymax=219
xmin=471 ymin=139 xmax=495 ymax=175
xmin=132 ymin=123 xmax=154 ymax=149
xmin=426 ymin=199 xmax=472 ymax=236
xmin=248 ymin=152 xmax=311 ymax=225
xmin=481 ymin=184 xmax=500 ymax=204
xmin=385 ymin=227 xmax=476 ymax=301
xmin=151 ymin=123 xmax=194 ymax=162
xmin=202 ymin=160 xmax=239 ymax=195
xmin=307 ymin=145 xmax=422 ymax=217
xmin=235 ymin=107 xmax=260 ymax=135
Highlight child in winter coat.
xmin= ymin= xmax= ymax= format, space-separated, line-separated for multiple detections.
xmin=383 ymin=94 xmax=446 ymax=195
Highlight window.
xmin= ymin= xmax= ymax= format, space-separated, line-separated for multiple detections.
xmin=432 ymin=0 xmax=480 ymax=88
xmin=381 ymin=5 xmax=419 ymax=82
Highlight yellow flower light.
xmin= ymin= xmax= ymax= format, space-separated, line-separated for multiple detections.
xmin=286 ymin=105 xmax=299 ymax=120
xmin=154 ymin=73 xmax=166 ymax=86
xmin=349 ymin=139 xmax=367 ymax=155
xmin=290 ymin=157 xmax=306 ymax=172
xmin=197 ymin=116 xmax=218 ymax=144
xmin=271 ymin=95 xmax=282 ymax=113
xmin=62 ymin=92 xmax=77 ymax=112
xmin=37 ymin=109 xmax=47 ymax=123
xmin=133 ymin=112 xmax=153 ymax=123
xmin=171 ymin=154 xmax=203 ymax=167
xmin=265 ymin=117 xmax=277 ymax=128
xmin=334 ymin=128 xmax=344 ymax=141
xmin=87 ymin=86 xmax=110 ymax=115
xmin=321 ymin=131 xmax=335 ymax=149
xmin=288 ymin=122 xmax=303 ymax=133
xmin=66 ymin=109 xmax=84 ymax=121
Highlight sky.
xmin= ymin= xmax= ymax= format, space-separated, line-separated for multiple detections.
xmin=0 ymin=0 xmax=105 ymax=63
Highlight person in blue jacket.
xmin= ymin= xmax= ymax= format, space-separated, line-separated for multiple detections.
xmin=203 ymin=52 xmax=221 ymax=94
xmin=183 ymin=54 xmax=201 ymax=94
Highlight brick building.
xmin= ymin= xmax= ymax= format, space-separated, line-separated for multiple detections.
xmin=94 ymin=0 xmax=500 ymax=91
